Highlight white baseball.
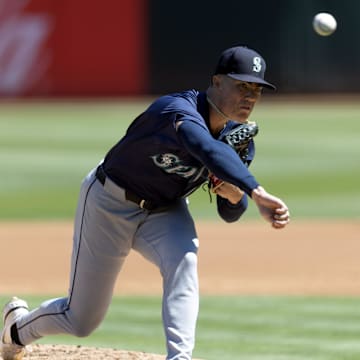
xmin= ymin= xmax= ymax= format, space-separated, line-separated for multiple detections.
xmin=313 ymin=13 xmax=337 ymax=36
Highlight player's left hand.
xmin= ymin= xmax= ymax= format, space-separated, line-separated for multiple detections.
xmin=212 ymin=181 xmax=245 ymax=205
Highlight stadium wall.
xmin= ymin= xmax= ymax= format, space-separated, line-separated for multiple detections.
xmin=0 ymin=0 xmax=358 ymax=96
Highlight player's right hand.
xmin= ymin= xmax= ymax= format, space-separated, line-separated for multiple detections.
xmin=251 ymin=186 xmax=290 ymax=229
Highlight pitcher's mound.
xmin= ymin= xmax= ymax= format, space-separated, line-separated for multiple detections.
xmin=25 ymin=344 xmax=166 ymax=359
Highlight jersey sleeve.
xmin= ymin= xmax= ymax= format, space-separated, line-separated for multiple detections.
xmin=176 ymin=120 xmax=259 ymax=196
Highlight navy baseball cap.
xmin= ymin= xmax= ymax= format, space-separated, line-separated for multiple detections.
xmin=214 ymin=46 xmax=276 ymax=90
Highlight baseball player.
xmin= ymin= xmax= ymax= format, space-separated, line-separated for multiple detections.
xmin=1 ymin=45 xmax=290 ymax=360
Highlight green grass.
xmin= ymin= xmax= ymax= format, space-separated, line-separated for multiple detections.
xmin=2 ymin=295 xmax=360 ymax=359
xmin=0 ymin=101 xmax=144 ymax=219
xmin=1 ymin=99 xmax=359 ymax=360
xmin=0 ymin=98 xmax=359 ymax=219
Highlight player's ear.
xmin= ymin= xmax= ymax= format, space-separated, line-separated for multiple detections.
xmin=212 ymin=75 xmax=221 ymax=88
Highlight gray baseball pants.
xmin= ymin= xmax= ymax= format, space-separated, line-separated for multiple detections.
xmin=16 ymin=167 xmax=200 ymax=360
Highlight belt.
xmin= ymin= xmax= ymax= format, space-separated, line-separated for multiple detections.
xmin=95 ymin=165 xmax=159 ymax=211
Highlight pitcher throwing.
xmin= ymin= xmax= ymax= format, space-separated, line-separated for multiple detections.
xmin=1 ymin=45 xmax=290 ymax=360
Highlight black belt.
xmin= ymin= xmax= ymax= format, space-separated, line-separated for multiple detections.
xmin=95 ymin=165 xmax=159 ymax=211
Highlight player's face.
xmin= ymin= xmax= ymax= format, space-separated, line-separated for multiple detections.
xmin=216 ymin=75 xmax=262 ymax=122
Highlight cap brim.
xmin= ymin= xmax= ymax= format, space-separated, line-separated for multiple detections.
xmin=227 ymin=73 xmax=276 ymax=90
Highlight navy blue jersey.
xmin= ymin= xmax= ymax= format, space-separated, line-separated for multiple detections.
xmin=103 ymin=90 xmax=256 ymax=208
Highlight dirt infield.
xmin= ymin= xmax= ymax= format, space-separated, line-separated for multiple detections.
xmin=0 ymin=219 xmax=359 ymax=359
xmin=25 ymin=344 xmax=167 ymax=359
xmin=1 ymin=220 xmax=359 ymax=295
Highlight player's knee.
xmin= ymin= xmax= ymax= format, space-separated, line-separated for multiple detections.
xmin=71 ymin=322 xmax=97 ymax=338
xmin=70 ymin=314 xmax=103 ymax=337
xmin=177 ymin=251 xmax=197 ymax=270
xmin=164 ymin=251 xmax=198 ymax=280
xmin=183 ymin=251 xmax=198 ymax=270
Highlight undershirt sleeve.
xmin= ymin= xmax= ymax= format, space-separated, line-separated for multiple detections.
xmin=216 ymin=194 xmax=248 ymax=222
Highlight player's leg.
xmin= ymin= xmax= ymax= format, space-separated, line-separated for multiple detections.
xmin=132 ymin=199 xmax=199 ymax=360
xmin=13 ymin=169 xmax=146 ymax=345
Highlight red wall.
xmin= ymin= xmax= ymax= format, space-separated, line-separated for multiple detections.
xmin=0 ymin=0 xmax=148 ymax=96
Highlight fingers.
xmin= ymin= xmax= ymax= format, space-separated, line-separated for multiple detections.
xmin=274 ymin=207 xmax=289 ymax=220
xmin=272 ymin=221 xmax=287 ymax=229
xmin=272 ymin=218 xmax=289 ymax=229
xmin=272 ymin=206 xmax=290 ymax=229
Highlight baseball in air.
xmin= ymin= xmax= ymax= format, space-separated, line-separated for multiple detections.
xmin=313 ymin=13 xmax=337 ymax=36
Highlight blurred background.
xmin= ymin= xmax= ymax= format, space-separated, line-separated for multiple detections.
xmin=0 ymin=0 xmax=359 ymax=97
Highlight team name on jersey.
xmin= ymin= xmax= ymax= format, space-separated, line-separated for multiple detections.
xmin=151 ymin=153 xmax=205 ymax=182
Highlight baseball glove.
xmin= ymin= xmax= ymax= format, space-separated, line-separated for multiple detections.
xmin=208 ymin=121 xmax=259 ymax=193
xmin=218 ymin=121 xmax=259 ymax=160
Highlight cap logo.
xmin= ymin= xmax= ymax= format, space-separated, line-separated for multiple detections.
xmin=252 ymin=57 xmax=262 ymax=73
